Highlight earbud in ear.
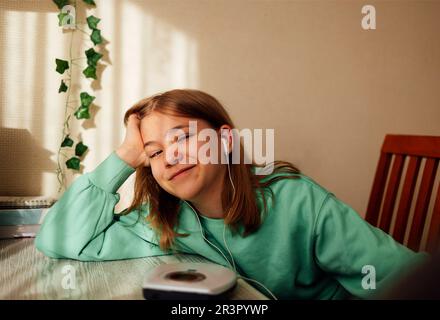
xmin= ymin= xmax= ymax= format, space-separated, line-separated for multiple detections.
xmin=221 ymin=135 xmax=229 ymax=155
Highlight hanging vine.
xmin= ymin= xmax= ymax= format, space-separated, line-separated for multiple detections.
xmin=52 ymin=0 xmax=104 ymax=193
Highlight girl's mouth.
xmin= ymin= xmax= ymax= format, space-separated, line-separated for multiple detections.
xmin=169 ymin=165 xmax=196 ymax=181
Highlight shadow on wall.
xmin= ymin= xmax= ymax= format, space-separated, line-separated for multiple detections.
xmin=0 ymin=127 xmax=56 ymax=196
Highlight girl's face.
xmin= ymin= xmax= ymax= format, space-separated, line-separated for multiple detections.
xmin=140 ymin=111 xmax=228 ymax=201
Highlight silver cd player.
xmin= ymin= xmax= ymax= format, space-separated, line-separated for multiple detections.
xmin=142 ymin=262 xmax=238 ymax=300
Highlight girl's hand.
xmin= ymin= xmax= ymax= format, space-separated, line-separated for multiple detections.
xmin=116 ymin=114 xmax=149 ymax=169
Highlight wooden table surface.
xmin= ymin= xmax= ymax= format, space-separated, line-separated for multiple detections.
xmin=0 ymin=238 xmax=268 ymax=300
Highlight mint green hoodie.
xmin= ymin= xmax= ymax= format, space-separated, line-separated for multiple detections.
xmin=35 ymin=151 xmax=427 ymax=299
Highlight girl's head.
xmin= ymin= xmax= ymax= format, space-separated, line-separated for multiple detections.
xmin=132 ymin=90 xmax=232 ymax=203
xmin=123 ymin=89 xmax=300 ymax=251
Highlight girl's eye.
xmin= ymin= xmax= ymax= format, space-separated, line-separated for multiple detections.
xmin=177 ymin=133 xmax=191 ymax=143
xmin=149 ymin=150 xmax=162 ymax=159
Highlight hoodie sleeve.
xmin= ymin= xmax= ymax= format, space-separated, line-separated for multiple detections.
xmin=313 ymin=193 xmax=429 ymax=299
xmin=35 ymin=151 xmax=171 ymax=261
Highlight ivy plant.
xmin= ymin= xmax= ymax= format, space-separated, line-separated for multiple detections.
xmin=53 ymin=0 xmax=103 ymax=193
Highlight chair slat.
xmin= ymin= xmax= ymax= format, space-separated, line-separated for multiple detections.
xmin=426 ymin=184 xmax=440 ymax=253
xmin=407 ymin=158 xmax=439 ymax=251
xmin=393 ymin=156 xmax=422 ymax=243
xmin=366 ymin=152 xmax=392 ymax=226
xmin=379 ymin=154 xmax=405 ymax=232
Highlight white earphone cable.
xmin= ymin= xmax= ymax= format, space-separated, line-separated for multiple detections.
xmin=184 ymin=200 xmax=278 ymax=300
xmin=184 ymin=200 xmax=236 ymax=270
xmin=182 ymin=135 xmax=278 ymax=300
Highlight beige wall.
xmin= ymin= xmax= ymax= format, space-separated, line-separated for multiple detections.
xmin=1 ymin=0 xmax=439 ymax=216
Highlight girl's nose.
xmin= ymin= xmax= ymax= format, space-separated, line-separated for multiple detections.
xmin=165 ymin=147 xmax=184 ymax=166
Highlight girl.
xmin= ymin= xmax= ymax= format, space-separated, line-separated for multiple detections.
xmin=36 ymin=89 xmax=427 ymax=300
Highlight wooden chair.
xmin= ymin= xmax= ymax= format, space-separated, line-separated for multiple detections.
xmin=365 ymin=134 xmax=440 ymax=253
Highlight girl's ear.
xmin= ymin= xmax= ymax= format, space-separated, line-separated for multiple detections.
xmin=219 ymin=126 xmax=233 ymax=154
xmin=221 ymin=136 xmax=229 ymax=155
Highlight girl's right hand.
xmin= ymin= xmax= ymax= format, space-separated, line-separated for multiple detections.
xmin=116 ymin=113 xmax=149 ymax=169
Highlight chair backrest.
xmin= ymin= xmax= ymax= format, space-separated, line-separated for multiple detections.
xmin=365 ymin=134 xmax=440 ymax=253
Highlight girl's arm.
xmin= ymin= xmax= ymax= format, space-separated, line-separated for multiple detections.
xmin=35 ymin=151 xmax=170 ymax=261
xmin=313 ymin=193 xmax=429 ymax=299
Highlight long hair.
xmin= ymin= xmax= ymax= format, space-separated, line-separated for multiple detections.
xmin=122 ymin=89 xmax=301 ymax=251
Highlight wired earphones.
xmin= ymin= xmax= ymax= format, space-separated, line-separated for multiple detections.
xmin=183 ymin=131 xmax=278 ymax=300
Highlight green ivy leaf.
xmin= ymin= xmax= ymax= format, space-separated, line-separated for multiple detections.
xmin=75 ymin=142 xmax=88 ymax=157
xmin=58 ymin=80 xmax=68 ymax=93
xmin=66 ymin=157 xmax=80 ymax=170
xmin=85 ymin=48 xmax=103 ymax=67
xmin=57 ymin=12 xmax=69 ymax=27
xmin=80 ymin=92 xmax=95 ymax=107
xmin=55 ymin=59 xmax=69 ymax=74
xmin=83 ymin=65 xmax=97 ymax=79
xmin=74 ymin=106 xmax=90 ymax=119
xmin=90 ymin=29 xmax=102 ymax=45
xmin=86 ymin=15 xmax=100 ymax=30
xmin=53 ymin=0 xmax=70 ymax=9
xmin=61 ymin=135 xmax=74 ymax=147
xmin=83 ymin=0 xmax=96 ymax=6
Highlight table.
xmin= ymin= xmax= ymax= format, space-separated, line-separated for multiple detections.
xmin=0 ymin=238 xmax=268 ymax=300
